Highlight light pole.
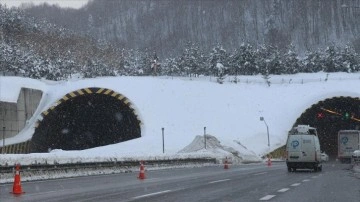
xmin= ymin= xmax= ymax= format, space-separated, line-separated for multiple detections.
xmin=260 ymin=117 xmax=270 ymax=148
xmin=2 ymin=127 xmax=5 ymax=154
xmin=204 ymin=127 xmax=207 ymax=149
xmin=162 ymin=127 xmax=165 ymax=153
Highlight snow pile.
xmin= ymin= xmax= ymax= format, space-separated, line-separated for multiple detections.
xmin=353 ymin=164 xmax=360 ymax=173
xmin=179 ymin=134 xmax=261 ymax=164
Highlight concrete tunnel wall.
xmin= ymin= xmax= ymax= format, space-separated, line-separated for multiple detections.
xmin=0 ymin=88 xmax=42 ymax=139
xmin=0 ymin=88 xmax=42 ymax=153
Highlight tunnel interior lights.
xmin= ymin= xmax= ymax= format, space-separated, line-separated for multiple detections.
xmin=319 ymin=107 xmax=360 ymax=122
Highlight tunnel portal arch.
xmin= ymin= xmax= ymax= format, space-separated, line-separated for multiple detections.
xmin=31 ymin=87 xmax=142 ymax=152
xmin=293 ymin=96 xmax=360 ymax=158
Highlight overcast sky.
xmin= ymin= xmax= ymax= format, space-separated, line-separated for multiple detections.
xmin=0 ymin=0 xmax=89 ymax=9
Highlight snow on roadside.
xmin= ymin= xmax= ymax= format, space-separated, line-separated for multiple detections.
xmin=353 ymin=164 xmax=360 ymax=173
xmin=178 ymin=134 xmax=261 ymax=164
xmin=0 ymin=163 xmax=218 ymax=184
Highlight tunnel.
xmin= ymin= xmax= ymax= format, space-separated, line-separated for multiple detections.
xmin=30 ymin=88 xmax=141 ymax=152
xmin=293 ymin=96 xmax=360 ymax=159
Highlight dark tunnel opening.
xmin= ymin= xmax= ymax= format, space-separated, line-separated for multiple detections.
xmin=294 ymin=96 xmax=360 ymax=159
xmin=31 ymin=89 xmax=141 ymax=152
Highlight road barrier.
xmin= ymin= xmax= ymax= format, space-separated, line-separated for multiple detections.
xmin=0 ymin=158 xmax=217 ymax=175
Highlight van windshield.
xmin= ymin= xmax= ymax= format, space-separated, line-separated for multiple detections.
xmin=289 ymin=126 xmax=317 ymax=136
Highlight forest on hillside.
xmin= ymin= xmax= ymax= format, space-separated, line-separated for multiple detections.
xmin=24 ymin=0 xmax=360 ymax=57
xmin=0 ymin=2 xmax=360 ymax=82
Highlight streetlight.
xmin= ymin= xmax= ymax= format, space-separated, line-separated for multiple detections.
xmin=260 ymin=117 xmax=270 ymax=148
xmin=204 ymin=127 xmax=207 ymax=149
xmin=2 ymin=127 xmax=5 ymax=154
xmin=162 ymin=127 xmax=165 ymax=153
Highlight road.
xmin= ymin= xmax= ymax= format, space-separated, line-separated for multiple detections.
xmin=0 ymin=161 xmax=358 ymax=202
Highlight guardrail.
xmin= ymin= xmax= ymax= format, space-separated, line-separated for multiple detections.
xmin=0 ymin=158 xmax=217 ymax=174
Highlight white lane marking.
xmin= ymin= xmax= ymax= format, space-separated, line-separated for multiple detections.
xmin=132 ymin=190 xmax=172 ymax=200
xmin=277 ymin=188 xmax=290 ymax=193
xmin=13 ymin=190 xmax=64 ymax=197
xmin=311 ymin=176 xmax=318 ymax=179
xmin=253 ymin=172 xmax=267 ymax=176
xmin=291 ymin=183 xmax=301 ymax=186
xmin=208 ymin=179 xmax=231 ymax=184
xmin=259 ymin=195 xmax=276 ymax=200
xmin=302 ymin=179 xmax=310 ymax=182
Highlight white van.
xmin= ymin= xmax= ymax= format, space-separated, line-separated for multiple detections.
xmin=286 ymin=125 xmax=322 ymax=172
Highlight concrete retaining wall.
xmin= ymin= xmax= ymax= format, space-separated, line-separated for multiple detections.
xmin=0 ymin=88 xmax=42 ymax=152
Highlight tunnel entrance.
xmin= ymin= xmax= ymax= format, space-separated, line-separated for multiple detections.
xmin=294 ymin=96 xmax=360 ymax=159
xmin=31 ymin=88 xmax=141 ymax=152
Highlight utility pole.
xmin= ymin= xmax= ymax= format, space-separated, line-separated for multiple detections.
xmin=162 ymin=127 xmax=165 ymax=153
xmin=2 ymin=127 xmax=5 ymax=154
xmin=204 ymin=126 xmax=207 ymax=149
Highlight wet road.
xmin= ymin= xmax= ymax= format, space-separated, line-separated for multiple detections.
xmin=0 ymin=161 xmax=358 ymax=202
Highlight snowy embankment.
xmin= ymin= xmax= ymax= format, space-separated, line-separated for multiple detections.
xmin=354 ymin=165 xmax=360 ymax=172
xmin=0 ymin=134 xmax=263 ymax=183
xmin=0 ymin=160 xmax=218 ymax=184
xmin=353 ymin=164 xmax=360 ymax=180
xmin=1 ymin=72 xmax=360 ymax=180
xmin=0 ymin=135 xmax=261 ymax=166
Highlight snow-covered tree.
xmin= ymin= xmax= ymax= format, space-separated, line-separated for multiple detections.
xmin=339 ymin=45 xmax=360 ymax=73
xmin=207 ymin=44 xmax=228 ymax=76
xmin=216 ymin=62 xmax=226 ymax=84
xmin=229 ymin=43 xmax=257 ymax=76
xmin=282 ymin=44 xmax=300 ymax=74
xmin=256 ymin=45 xmax=282 ymax=75
xmin=162 ymin=57 xmax=179 ymax=77
xmin=177 ymin=42 xmax=206 ymax=77
xmin=322 ymin=46 xmax=341 ymax=72
xmin=137 ymin=49 xmax=153 ymax=75
xmin=302 ymin=50 xmax=323 ymax=73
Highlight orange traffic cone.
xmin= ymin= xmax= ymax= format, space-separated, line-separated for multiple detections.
xmin=138 ymin=161 xmax=146 ymax=180
xmin=224 ymin=157 xmax=229 ymax=169
xmin=267 ymin=157 xmax=272 ymax=167
xmin=12 ymin=164 xmax=24 ymax=194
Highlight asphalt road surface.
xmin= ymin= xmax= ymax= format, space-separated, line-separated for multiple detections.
xmin=0 ymin=161 xmax=358 ymax=202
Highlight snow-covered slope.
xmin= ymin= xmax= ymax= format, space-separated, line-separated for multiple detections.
xmin=179 ymin=135 xmax=261 ymax=163
xmin=1 ymin=73 xmax=360 ymax=164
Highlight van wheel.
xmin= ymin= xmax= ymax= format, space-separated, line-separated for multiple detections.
xmin=318 ymin=165 xmax=322 ymax=172
xmin=313 ymin=166 xmax=318 ymax=172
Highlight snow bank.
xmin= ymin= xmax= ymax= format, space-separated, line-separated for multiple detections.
xmin=353 ymin=164 xmax=360 ymax=173
xmin=179 ymin=134 xmax=261 ymax=164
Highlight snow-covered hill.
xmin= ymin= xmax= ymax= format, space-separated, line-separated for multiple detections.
xmin=1 ymin=72 xmax=360 ymax=166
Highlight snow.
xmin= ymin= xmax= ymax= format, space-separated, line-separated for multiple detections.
xmin=1 ymin=72 xmax=360 ymax=170
xmin=1 ymin=0 xmax=89 ymax=9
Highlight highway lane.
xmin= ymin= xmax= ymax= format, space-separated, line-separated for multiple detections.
xmin=0 ymin=161 xmax=357 ymax=201
xmin=273 ymin=162 xmax=359 ymax=202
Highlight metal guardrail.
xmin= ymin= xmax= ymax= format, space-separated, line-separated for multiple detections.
xmin=0 ymin=158 xmax=217 ymax=174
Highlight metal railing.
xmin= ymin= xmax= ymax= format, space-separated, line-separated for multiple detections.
xmin=0 ymin=158 xmax=217 ymax=174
